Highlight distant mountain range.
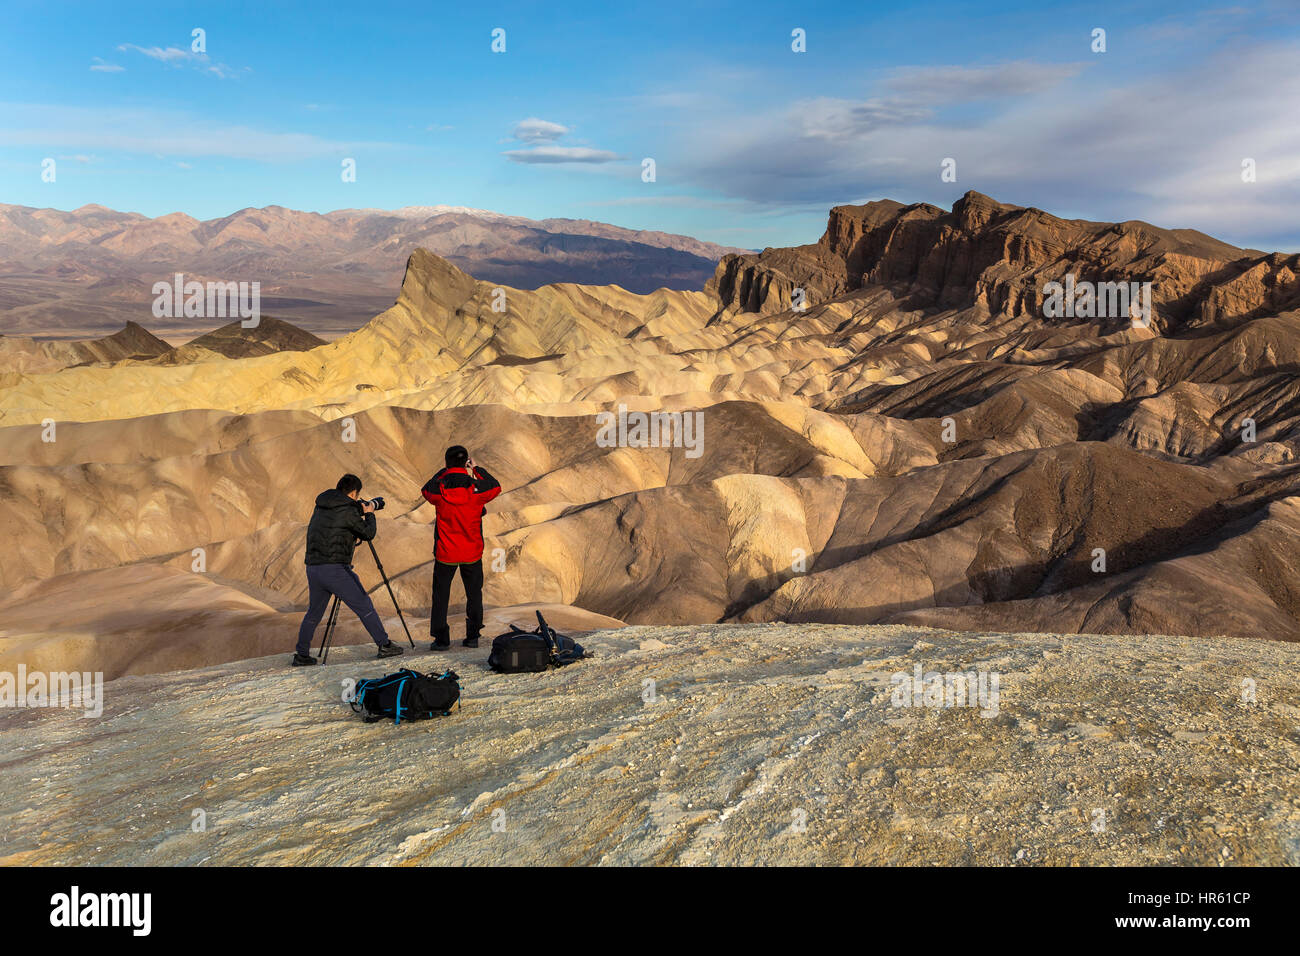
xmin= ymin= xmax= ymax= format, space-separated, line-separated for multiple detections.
xmin=0 ymin=202 xmax=751 ymax=340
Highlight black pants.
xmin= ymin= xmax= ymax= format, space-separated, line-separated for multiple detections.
xmin=430 ymin=559 xmax=484 ymax=643
xmin=296 ymin=563 xmax=389 ymax=656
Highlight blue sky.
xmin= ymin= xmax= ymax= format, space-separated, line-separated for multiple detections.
xmin=2 ymin=0 xmax=1298 ymax=250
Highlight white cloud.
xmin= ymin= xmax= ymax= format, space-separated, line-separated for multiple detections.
xmin=205 ymin=62 xmax=249 ymax=80
xmin=504 ymin=145 xmax=622 ymax=164
xmin=90 ymin=57 xmax=124 ymax=73
xmin=673 ymin=44 xmax=1300 ymax=247
xmin=512 ymin=118 xmax=570 ymax=143
xmin=794 ymin=62 xmax=1087 ymax=142
xmin=580 ymin=194 xmax=756 ymax=210
xmin=115 ymin=43 xmax=247 ymax=79
xmin=884 ymin=61 xmax=1086 ymax=102
xmin=0 ymin=104 xmax=385 ymax=163
xmin=117 ymin=44 xmax=192 ymax=62
xmin=502 ymin=119 xmax=621 ymax=164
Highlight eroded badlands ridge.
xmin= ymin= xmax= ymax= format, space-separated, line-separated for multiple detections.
xmin=1 ymin=625 xmax=1297 ymax=866
xmin=4 ymin=191 xmax=1300 ymax=679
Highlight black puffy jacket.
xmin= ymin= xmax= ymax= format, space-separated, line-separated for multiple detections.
xmin=304 ymin=489 xmax=376 ymax=566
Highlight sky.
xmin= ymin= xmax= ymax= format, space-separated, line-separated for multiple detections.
xmin=1 ymin=0 xmax=1298 ymax=251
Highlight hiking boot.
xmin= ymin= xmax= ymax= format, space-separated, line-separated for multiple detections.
xmin=431 ymin=640 xmax=451 ymax=652
xmin=462 ymin=636 xmax=480 ymax=649
xmin=377 ymin=642 xmax=404 ymax=659
xmin=291 ymin=653 xmax=318 ymax=667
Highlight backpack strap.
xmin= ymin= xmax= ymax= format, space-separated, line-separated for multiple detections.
xmin=393 ymin=677 xmax=409 ymax=725
xmin=351 ymin=678 xmax=371 ymax=714
xmin=535 ymin=610 xmax=553 ymax=647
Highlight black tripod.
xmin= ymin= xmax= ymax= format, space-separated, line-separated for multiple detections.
xmin=317 ymin=539 xmax=415 ymax=664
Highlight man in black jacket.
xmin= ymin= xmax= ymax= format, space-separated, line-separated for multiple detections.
xmin=291 ymin=473 xmax=404 ymax=666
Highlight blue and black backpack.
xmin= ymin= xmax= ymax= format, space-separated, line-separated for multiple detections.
xmin=351 ymin=669 xmax=461 ymax=724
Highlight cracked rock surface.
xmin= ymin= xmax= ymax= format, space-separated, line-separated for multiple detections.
xmin=2 ymin=623 xmax=1298 ymax=866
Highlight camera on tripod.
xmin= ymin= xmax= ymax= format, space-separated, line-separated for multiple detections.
xmin=364 ymin=495 xmax=386 ymax=511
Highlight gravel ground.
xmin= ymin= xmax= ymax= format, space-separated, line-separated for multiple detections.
xmin=2 ymin=623 xmax=1298 ymax=866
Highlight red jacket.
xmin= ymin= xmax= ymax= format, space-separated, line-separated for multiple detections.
xmin=421 ymin=466 xmax=502 ymax=564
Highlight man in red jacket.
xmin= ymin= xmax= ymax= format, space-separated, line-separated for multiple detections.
xmin=421 ymin=445 xmax=502 ymax=650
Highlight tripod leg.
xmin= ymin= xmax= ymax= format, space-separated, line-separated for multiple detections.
xmin=367 ymin=539 xmax=415 ymax=647
xmin=317 ymin=594 xmax=341 ymax=663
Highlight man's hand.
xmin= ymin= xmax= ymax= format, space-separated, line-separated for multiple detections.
xmin=361 ymin=500 xmax=376 ymax=514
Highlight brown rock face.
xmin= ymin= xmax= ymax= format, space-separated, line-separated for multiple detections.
xmin=710 ymin=190 xmax=1300 ymax=331
xmin=152 ymin=316 xmax=327 ymax=363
